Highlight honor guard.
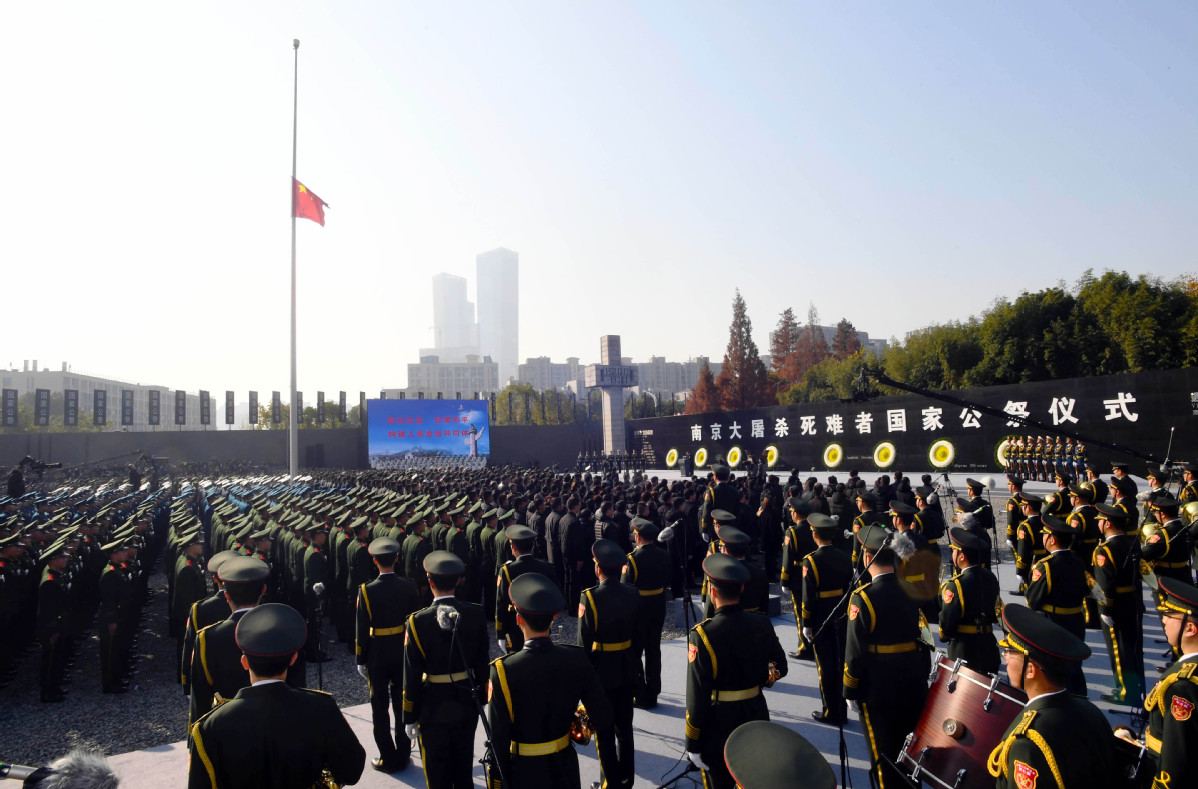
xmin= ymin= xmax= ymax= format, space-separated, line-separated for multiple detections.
xmin=181 ymin=551 xmax=240 ymax=696
xmin=1024 ymin=515 xmax=1088 ymax=696
xmin=621 ymin=517 xmax=671 ymax=709
xmin=1092 ymin=503 xmax=1145 ymax=704
xmin=579 ymin=539 xmax=644 ymax=789
xmin=1004 ymin=474 xmax=1026 ymax=564
xmin=488 ymin=573 xmax=617 ymax=789
xmin=723 ymin=721 xmax=836 ymax=789
xmin=1013 ymin=492 xmax=1045 ymax=594
xmin=799 ymin=513 xmax=853 ymax=724
xmin=685 ymin=554 xmax=788 ymax=789
xmin=403 ymin=550 xmax=490 ymax=789
xmin=1143 ymin=576 xmax=1198 ymax=788
xmin=986 ymin=604 xmax=1114 ymax=789
xmin=1065 ymin=482 xmax=1101 ymax=568
xmin=843 ymin=524 xmax=929 ymax=789
xmin=938 ymin=527 xmax=1001 ymax=675
xmin=495 ymin=524 xmax=557 ymax=654
xmin=402 ymin=510 xmax=433 ymax=601
xmin=355 ymin=536 xmax=422 ymax=773
xmin=187 ymin=604 xmax=366 ymax=789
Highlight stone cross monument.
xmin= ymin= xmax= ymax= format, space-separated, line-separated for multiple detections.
xmin=584 ymin=335 xmax=638 ymax=454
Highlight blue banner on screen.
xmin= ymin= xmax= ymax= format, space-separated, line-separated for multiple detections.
xmin=368 ymin=399 xmax=489 ymax=469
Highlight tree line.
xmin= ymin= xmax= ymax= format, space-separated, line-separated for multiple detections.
xmin=687 ymin=270 xmax=1198 ymax=413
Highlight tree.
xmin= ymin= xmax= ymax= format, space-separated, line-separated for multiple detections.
xmin=685 ymin=360 xmax=722 ymax=414
xmin=791 ymin=303 xmax=830 ymax=381
xmin=770 ymin=307 xmax=802 ymax=385
xmin=255 ymin=403 xmax=290 ymax=429
xmin=831 ymin=318 xmax=863 ymax=360
xmin=715 ymin=290 xmax=772 ymax=410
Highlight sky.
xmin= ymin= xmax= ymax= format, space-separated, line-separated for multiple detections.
xmin=3 ymin=1 xmax=1195 ymax=397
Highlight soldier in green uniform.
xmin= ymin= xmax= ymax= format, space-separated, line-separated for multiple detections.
xmin=938 ymin=527 xmax=1000 ymax=675
xmin=181 ymin=550 xmax=239 ymax=696
xmin=495 ymin=524 xmax=556 ymax=653
xmin=1142 ymin=467 xmax=1173 ymax=528
xmin=723 ymin=720 xmax=836 ymax=789
xmin=1143 ymin=495 xmax=1191 ymax=604
xmin=985 ymin=604 xmax=1114 ymax=789
xmin=1066 ymin=482 xmax=1101 ymax=569
xmin=37 ymin=540 xmax=72 ymax=703
xmin=302 ymin=520 xmax=332 ymax=662
xmin=1024 ymin=515 xmax=1088 ymax=696
xmin=622 ymin=516 xmax=671 ymax=709
xmin=402 ymin=550 xmax=489 ymax=789
xmin=1085 ymin=463 xmax=1109 ymax=505
xmin=843 ymin=524 xmax=929 ymax=789
xmin=1142 ymin=576 xmax=1198 ymax=788
xmin=1180 ymin=463 xmax=1198 ymax=504
xmin=579 ymin=539 xmax=644 ymax=789
xmin=685 ymin=554 xmax=788 ymax=789
xmin=780 ymin=498 xmax=816 ymax=659
xmin=98 ymin=538 xmax=133 ymax=694
xmin=461 ymin=501 xmax=486 ymax=603
xmin=1092 ymin=502 xmax=1144 ymax=704
xmin=912 ymin=486 xmax=945 ymax=544
xmin=800 ymin=513 xmax=852 ymax=724
xmin=188 ymin=603 xmax=365 ymax=789
xmin=172 ymin=529 xmax=207 ymax=682
xmin=189 ymin=557 xmax=289 ymax=726
xmin=1003 ymin=475 xmax=1026 ymax=580
xmin=402 ymin=510 xmax=433 ymax=602
xmin=355 ymin=536 xmax=422 ymax=773
xmin=488 ymin=573 xmax=617 ymax=789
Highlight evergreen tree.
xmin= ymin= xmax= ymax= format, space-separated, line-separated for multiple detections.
xmin=770 ymin=307 xmax=801 ymax=385
xmin=715 ymin=290 xmax=772 ymax=410
xmin=831 ymin=318 xmax=863 ymax=360
xmin=685 ymin=360 xmax=722 ymax=414
xmin=792 ymin=303 xmax=830 ymax=380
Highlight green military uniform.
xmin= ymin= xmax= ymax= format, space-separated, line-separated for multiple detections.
xmin=36 ymin=545 xmax=71 ymax=703
xmin=986 ymin=604 xmax=1115 ymax=789
xmin=686 ymin=554 xmax=788 ymax=789
xmin=1144 ymin=577 xmax=1198 ymax=788
xmin=799 ymin=515 xmax=853 ymax=724
xmin=621 ymin=517 xmax=671 ymax=708
xmin=1092 ymin=503 xmax=1145 ymax=704
xmin=780 ymin=498 xmax=816 ymax=659
xmin=495 ymin=526 xmax=557 ymax=652
xmin=1024 ymin=515 xmax=1088 ymax=696
xmin=188 ymin=604 xmax=365 ymax=789
xmin=1004 ymin=474 xmax=1026 ymax=550
xmin=724 ymin=721 xmax=836 ymax=789
xmin=1014 ymin=493 xmax=1046 ymax=591
xmin=938 ymin=528 xmax=1001 ymax=675
xmin=98 ymin=541 xmax=133 ymax=693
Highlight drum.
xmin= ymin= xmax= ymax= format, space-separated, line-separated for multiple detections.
xmin=1111 ymin=736 xmax=1153 ymax=789
xmin=898 ymin=656 xmax=1027 ymax=789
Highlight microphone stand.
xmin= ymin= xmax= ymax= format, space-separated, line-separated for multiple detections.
xmin=447 ymin=612 xmax=508 ymax=789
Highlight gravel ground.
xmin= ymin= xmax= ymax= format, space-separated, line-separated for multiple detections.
xmin=0 ymin=560 xmax=727 ymax=767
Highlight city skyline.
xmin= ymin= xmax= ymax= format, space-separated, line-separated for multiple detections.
xmin=3 ymin=3 xmax=1194 ymax=398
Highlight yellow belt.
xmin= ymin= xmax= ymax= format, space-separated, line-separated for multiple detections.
xmin=512 ymin=733 xmax=570 ymax=756
xmin=639 ymin=588 xmax=664 ymax=596
xmin=1155 ymin=561 xmax=1190 ymax=569
xmin=1145 ymin=732 xmax=1162 ymax=754
xmin=711 ymin=686 xmax=760 ymax=702
xmin=424 ymin=671 xmax=469 ymax=683
xmin=1040 ymin=605 xmax=1083 ymax=615
xmin=868 ymin=642 xmax=918 ymax=654
xmin=818 ymin=589 xmax=845 ymax=598
xmin=905 ymin=574 xmax=926 ymax=582
xmin=591 ymin=640 xmax=632 ymax=652
xmin=955 ymin=624 xmax=991 ymax=634
xmin=1114 ymin=585 xmax=1136 ymax=594
xmin=371 ymin=624 xmax=405 ymax=636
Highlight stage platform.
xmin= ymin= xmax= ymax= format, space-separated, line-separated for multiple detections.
xmin=108 ymin=541 xmax=1160 ymax=789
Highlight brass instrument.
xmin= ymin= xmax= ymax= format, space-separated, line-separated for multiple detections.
xmin=1141 ymin=521 xmax=1157 ymax=545
xmin=570 ymin=704 xmax=594 ymax=746
xmin=766 ymin=661 xmax=781 ymax=688
xmin=313 ymin=770 xmax=341 ymax=789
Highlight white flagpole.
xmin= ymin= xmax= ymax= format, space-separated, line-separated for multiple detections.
xmin=289 ymin=39 xmax=300 ymax=479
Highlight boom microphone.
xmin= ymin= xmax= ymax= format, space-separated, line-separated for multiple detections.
xmin=435 ymin=605 xmax=459 ymax=632
xmin=2 ymin=750 xmax=119 ymax=788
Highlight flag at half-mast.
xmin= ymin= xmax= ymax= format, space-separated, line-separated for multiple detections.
xmin=293 ymin=178 xmax=328 ymax=226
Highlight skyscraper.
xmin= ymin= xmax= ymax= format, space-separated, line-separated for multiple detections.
xmin=475 ymin=247 xmax=519 ymax=384
xmin=431 ymin=273 xmax=478 ymax=351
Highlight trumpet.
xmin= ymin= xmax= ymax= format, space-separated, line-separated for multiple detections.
xmin=570 ymin=704 xmax=594 ymax=746
xmin=766 ymin=661 xmax=781 ymax=688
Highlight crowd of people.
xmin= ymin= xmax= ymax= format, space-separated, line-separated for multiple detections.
xmin=370 ymin=455 xmax=488 ymax=472
xmin=1 ymin=457 xmax=1197 ymax=788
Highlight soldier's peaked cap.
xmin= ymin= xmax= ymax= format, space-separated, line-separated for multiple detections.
xmin=715 ymin=524 xmax=750 ymax=546
xmin=508 ymin=573 xmax=564 ymax=615
xmin=591 ymin=539 xmax=624 ymax=568
xmin=368 ymin=537 xmax=401 ymax=557
xmin=220 ymin=556 xmax=270 ymax=584
xmin=424 ymin=550 xmax=465 ymax=576
xmin=711 ymin=509 xmax=737 ymax=524
xmin=856 ymin=523 xmax=890 ymax=553
xmin=808 ymin=513 xmax=838 ymax=531
xmin=631 ymin=517 xmax=660 ymax=539
xmin=703 ymin=553 xmax=749 ymax=585
xmin=724 ymin=720 xmax=835 ymax=789
xmin=1039 ymin=514 xmax=1077 ymax=535
xmin=999 ymin=603 xmax=1090 ymax=674
xmin=208 ymin=550 xmax=242 ymax=577
xmin=235 ymin=603 xmax=307 ymax=658
xmin=948 ymin=526 xmax=980 ymax=553
xmin=505 ymin=524 xmax=534 ymax=541
xmin=1157 ymin=576 xmax=1198 ymax=617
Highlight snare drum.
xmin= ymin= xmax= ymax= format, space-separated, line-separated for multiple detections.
xmin=898 ymin=656 xmax=1026 ymax=789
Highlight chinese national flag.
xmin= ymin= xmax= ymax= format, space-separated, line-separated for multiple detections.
xmin=293 ymin=178 xmax=328 ymax=226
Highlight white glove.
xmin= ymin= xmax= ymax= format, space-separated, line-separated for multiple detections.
xmin=357 ymin=665 xmax=368 ymax=680
xmin=1006 ymin=541 xmax=1015 ymax=553
xmin=702 ymin=533 xmax=711 ymax=543
xmin=687 ymin=752 xmax=709 ymax=771
xmin=313 ymin=582 xmax=325 ymax=596
xmin=498 ymin=639 xmax=507 ymax=653
xmin=1101 ymin=614 xmax=1115 ymax=629
xmin=405 ymin=723 xmax=419 ymax=741
xmin=802 ymin=627 xmax=814 ymax=642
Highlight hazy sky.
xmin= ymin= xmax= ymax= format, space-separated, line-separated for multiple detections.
xmin=3 ymin=2 xmax=1195 ymax=397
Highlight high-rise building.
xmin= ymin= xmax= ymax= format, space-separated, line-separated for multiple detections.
xmin=431 ymin=273 xmax=478 ymax=350
xmin=475 ymin=248 xmax=519 ymax=385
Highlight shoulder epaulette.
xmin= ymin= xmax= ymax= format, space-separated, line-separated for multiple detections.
xmin=1012 ymin=709 xmax=1037 ymax=736
xmin=299 ymin=686 xmax=333 ymax=697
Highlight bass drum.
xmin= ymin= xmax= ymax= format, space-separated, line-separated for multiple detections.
xmin=899 ymin=656 xmax=1026 ymax=789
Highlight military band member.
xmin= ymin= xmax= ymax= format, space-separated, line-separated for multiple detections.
xmin=488 ymin=573 xmax=617 ymax=789
xmin=1143 ymin=496 xmax=1192 ymax=603
xmin=1180 ymin=463 xmax=1198 ymax=504
xmin=1085 ymin=464 xmax=1109 ymax=505
xmin=849 ymin=491 xmax=883 ymax=572
xmin=710 ymin=525 xmax=767 ymax=616
xmin=843 ymin=524 xmax=929 ymax=789
xmin=1142 ymin=576 xmax=1198 ymax=788
xmin=622 ymin=517 xmax=670 ymax=709
xmin=403 ymin=550 xmax=489 ymax=789
xmin=1065 ymin=482 xmax=1101 ymax=569
xmin=579 ymin=539 xmax=644 ymax=789
xmin=355 ymin=536 xmax=422 ymax=773
xmin=1004 ymin=474 xmax=1026 ymax=562
xmin=1142 ymin=467 xmax=1174 ymax=527
xmin=912 ymin=486 xmax=945 ymax=544
xmin=986 ymin=604 xmax=1114 ymax=789
xmin=938 ymin=527 xmax=1001 ymax=675
xmin=495 ymin=524 xmax=556 ymax=654
xmin=1092 ymin=503 xmax=1144 ymax=704
xmin=188 ymin=604 xmax=366 ymax=789
xmin=781 ymin=498 xmax=816 ymax=659
xmin=1024 ymin=515 xmax=1088 ymax=696
xmin=723 ymin=721 xmax=836 ymax=789
xmin=686 ymin=554 xmax=788 ymax=789
xmin=800 ymin=514 xmax=852 ymax=724
xmin=890 ymin=500 xmax=940 ymax=622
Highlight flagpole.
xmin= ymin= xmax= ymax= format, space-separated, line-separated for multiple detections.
xmin=289 ymin=38 xmax=300 ymax=479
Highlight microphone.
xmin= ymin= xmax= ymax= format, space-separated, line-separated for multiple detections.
xmin=435 ymin=605 xmax=459 ymax=632
xmin=3 ymin=750 xmax=119 ymax=788
xmin=658 ymin=520 xmax=682 ymax=542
